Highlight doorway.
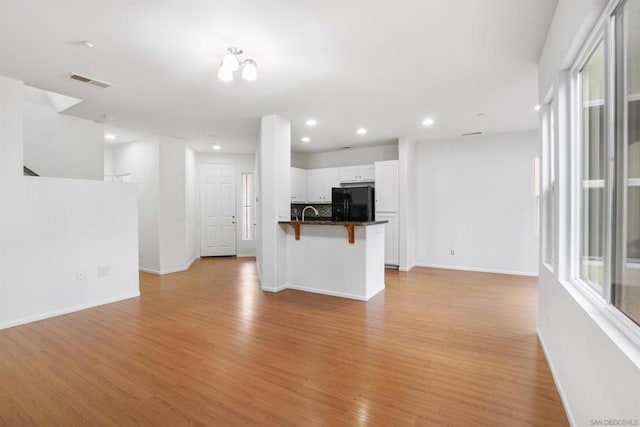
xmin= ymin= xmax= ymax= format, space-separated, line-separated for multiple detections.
xmin=199 ymin=163 xmax=237 ymax=256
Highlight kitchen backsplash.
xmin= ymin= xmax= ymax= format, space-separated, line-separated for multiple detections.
xmin=291 ymin=203 xmax=331 ymax=220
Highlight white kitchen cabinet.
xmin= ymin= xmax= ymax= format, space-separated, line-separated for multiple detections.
xmin=374 ymin=160 xmax=399 ymax=212
xmin=339 ymin=164 xmax=375 ymax=183
xmin=290 ymin=167 xmax=307 ymax=202
xmin=306 ymin=169 xmax=324 ymax=202
xmin=358 ymin=164 xmax=375 ymax=181
xmin=306 ymin=167 xmax=339 ymax=202
xmin=376 ymin=212 xmax=399 ymax=267
xmin=324 ymin=167 xmax=341 ymax=192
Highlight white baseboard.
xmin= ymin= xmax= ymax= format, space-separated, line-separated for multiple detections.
xmin=399 ymin=262 xmax=417 ymax=272
xmin=139 ymin=256 xmax=199 ymax=275
xmin=537 ymin=327 xmax=576 ymax=427
xmin=365 ymin=284 xmax=386 ymax=300
xmin=0 ymin=291 xmax=141 ymax=331
xmin=261 ymin=284 xmax=288 ymax=293
xmin=282 ymin=283 xmax=381 ymax=301
xmin=237 ymin=253 xmax=257 ymax=258
xmin=184 ymin=256 xmax=199 ymax=270
xmin=414 ymin=263 xmax=539 ymax=277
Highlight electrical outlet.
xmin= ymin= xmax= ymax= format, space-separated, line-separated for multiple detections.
xmin=98 ymin=266 xmax=110 ymax=277
xmin=450 ymin=249 xmax=455 ymax=255
xmin=76 ymin=272 xmax=86 ymax=280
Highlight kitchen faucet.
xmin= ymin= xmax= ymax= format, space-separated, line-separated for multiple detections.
xmin=301 ymin=206 xmax=319 ymax=222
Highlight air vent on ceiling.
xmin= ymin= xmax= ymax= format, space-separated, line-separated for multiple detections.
xmin=461 ymin=131 xmax=483 ymax=137
xmin=69 ymin=73 xmax=112 ymax=88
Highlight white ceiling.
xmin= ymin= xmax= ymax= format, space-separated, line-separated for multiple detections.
xmin=0 ymin=0 xmax=557 ymax=154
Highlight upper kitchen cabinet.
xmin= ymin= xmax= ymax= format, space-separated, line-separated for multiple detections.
xmin=290 ymin=167 xmax=307 ymax=202
xmin=339 ymin=164 xmax=375 ymax=183
xmin=374 ymin=160 xmax=399 ymax=212
xmin=307 ymin=167 xmax=340 ymax=202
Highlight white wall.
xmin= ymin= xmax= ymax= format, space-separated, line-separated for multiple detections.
xmin=398 ymin=137 xmax=418 ymax=271
xmin=0 ymin=75 xmax=139 ymax=330
xmin=414 ymin=130 xmax=539 ymax=276
xmin=104 ymin=145 xmax=114 ymax=177
xmin=537 ymin=0 xmax=640 ymax=425
xmin=112 ymin=136 xmax=198 ymax=274
xmin=197 ymin=152 xmax=257 ymax=257
xmin=538 ymin=0 xmax=607 ymax=101
xmin=258 ymin=115 xmax=291 ymax=291
xmin=158 ymin=137 xmax=187 ymax=273
xmin=112 ymin=137 xmax=160 ymax=272
xmin=292 ymin=144 xmax=398 ymax=169
xmin=23 ymin=86 xmax=104 ymax=180
xmin=185 ymin=145 xmax=198 ymax=263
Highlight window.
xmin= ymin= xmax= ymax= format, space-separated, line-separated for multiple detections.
xmin=542 ymin=102 xmax=556 ymax=268
xmin=241 ymin=172 xmax=253 ymax=240
xmin=535 ymin=157 xmax=541 ymax=232
xmin=612 ymin=0 xmax=640 ymax=325
xmin=578 ymin=39 xmax=607 ymax=293
xmin=571 ymin=0 xmax=640 ymax=328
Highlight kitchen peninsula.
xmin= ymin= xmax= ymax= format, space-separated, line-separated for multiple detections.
xmin=279 ymin=220 xmax=387 ymax=301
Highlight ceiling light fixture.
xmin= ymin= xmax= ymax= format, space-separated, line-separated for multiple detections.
xmin=218 ymin=47 xmax=258 ymax=82
xmin=534 ymin=104 xmax=541 ymax=111
xmin=356 ymin=128 xmax=367 ymax=135
xmin=306 ymin=119 xmax=317 ymax=127
xmin=212 ymin=144 xmax=221 ymax=150
xmin=81 ymin=40 xmax=94 ymax=48
xmin=301 ymin=137 xmax=310 ymax=143
xmin=422 ymin=117 xmax=435 ymax=127
xmin=105 ymin=134 xmax=116 ymax=140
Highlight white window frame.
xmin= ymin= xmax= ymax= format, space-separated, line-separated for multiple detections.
xmin=566 ymin=0 xmax=640 ymax=350
xmin=572 ymin=27 xmax=609 ymax=297
xmin=541 ymin=92 xmax=556 ymax=273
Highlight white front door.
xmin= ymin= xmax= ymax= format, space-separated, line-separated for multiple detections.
xmin=200 ymin=164 xmax=236 ymax=256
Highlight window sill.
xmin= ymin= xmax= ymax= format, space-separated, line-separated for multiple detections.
xmin=561 ymin=278 xmax=640 ymax=369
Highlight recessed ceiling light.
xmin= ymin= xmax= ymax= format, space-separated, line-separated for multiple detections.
xmin=212 ymin=144 xmax=221 ymax=150
xmin=422 ymin=117 xmax=435 ymax=127
xmin=81 ymin=40 xmax=94 ymax=48
xmin=534 ymin=104 xmax=541 ymax=111
xmin=356 ymin=128 xmax=367 ymax=135
xmin=306 ymin=119 xmax=317 ymax=127
xmin=105 ymin=134 xmax=115 ymax=140
xmin=301 ymin=137 xmax=310 ymax=143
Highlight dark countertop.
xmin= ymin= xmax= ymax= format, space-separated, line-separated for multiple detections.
xmin=279 ymin=220 xmax=388 ymax=226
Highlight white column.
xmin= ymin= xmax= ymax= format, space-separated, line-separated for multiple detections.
xmin=398 ymin=137 xmax=417 ymax=271
xmin=257 ymin=115 xmax=291 ymax=291
xmin=0 ymin=76 xmax=25 ymax=326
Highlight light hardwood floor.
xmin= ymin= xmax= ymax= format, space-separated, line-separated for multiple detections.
xmin=0 ymin=257 xmax=568 ymax=426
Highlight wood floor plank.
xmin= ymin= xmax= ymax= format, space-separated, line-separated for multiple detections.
xmin=0 ymin=257 xmax=568 ymax=425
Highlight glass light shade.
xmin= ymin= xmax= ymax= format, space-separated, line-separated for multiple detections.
xmin=222 ymin=52 xmax=240 ymax=71
xmin=241 ymin=61 xmax=257 ymax=81
xmin=218 ymin=66 xmax=233 ymax=82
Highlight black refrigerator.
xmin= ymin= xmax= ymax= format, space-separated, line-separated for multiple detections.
xmin=331 ymin=186 xmax=375 ymax=222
